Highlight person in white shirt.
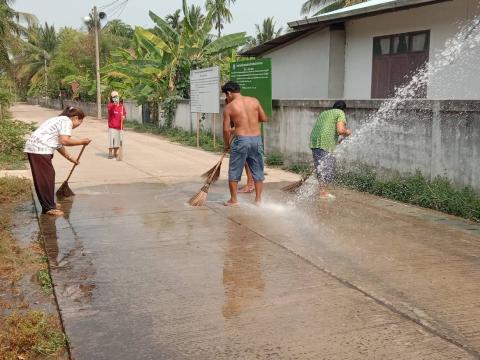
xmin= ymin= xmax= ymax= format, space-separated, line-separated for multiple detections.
xmin=24 ymin=106 xmax=91 ymax=216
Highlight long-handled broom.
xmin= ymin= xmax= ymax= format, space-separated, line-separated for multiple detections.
xmin=200 ymin=136 xmax=233 ymax=184
xmin=281 ymin=169 xmax=314 ymax=193
xmin=56 ymin=144 xmax=87 ymax=198
xmin=188 ymin=150 xmax=230 ymax=206
xmin=117 ymin=115 xmax=124 ymax=161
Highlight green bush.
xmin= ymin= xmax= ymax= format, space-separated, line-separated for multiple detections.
xmin=0 ymin=118 xmax=35 ymax=170
xmin=336 ymin=168 xmax=480 ymax=222
xmin=282 ymin=163 xmax=311 ymax=175
xmin=265 ymin=153 xmax=284 ymax=166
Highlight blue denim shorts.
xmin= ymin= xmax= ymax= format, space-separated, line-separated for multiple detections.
xmin=312 ymin=148 xmax=336 ymax=184
xmin=229 ymin=136 xmax=265 ymax=182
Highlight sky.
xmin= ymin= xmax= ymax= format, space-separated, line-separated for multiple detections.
xmin=13 ymin=0 xmax=306 ymax=37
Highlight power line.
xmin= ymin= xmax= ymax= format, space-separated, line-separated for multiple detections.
xmin=98 ymin=0 xmax=122 ymax=11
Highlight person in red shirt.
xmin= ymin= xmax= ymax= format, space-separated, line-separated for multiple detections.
xmin=107 ymin=91 xmax=126 ymax=159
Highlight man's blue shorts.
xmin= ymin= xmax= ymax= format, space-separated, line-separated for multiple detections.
xmin=229 ymin=136 xmax=265 ymax=182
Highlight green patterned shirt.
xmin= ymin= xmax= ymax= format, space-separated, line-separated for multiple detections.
xmin=309 ymin=109 xmax=346 ymax=151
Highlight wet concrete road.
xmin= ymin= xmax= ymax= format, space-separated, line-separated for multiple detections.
xmin=14 ymin=104 xmax=480 ymax=359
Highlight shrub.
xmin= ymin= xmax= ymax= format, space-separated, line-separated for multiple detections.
xmin=336 ymin=167 xmax=480 ymax=222
xmin=0 ymin=118 xmax=35 ymax=169
xmin=265 ymin=153 xmax=284 ymax=166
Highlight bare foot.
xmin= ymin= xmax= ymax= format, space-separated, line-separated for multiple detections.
xmin=223 ymin=200 xmax=238 ymax=207
xmin=239 ymin=185 xmax=254 ymax=193
xmin=45 ymin=209 xmax=64 ymax=216
xmin=319 ymin=193 xmax=336 ymax=200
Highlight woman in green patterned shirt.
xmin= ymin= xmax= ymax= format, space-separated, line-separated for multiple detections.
xmin=309 ymin=101 xmax=352 ymax=199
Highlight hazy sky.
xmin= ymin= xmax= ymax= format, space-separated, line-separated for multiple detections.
xmin=13 ymin=0 xmax=306 ymax=37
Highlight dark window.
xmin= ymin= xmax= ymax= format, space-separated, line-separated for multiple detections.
xmin=371 ymin=31 xmax=430 ymax=98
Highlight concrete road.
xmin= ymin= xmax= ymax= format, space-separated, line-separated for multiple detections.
xmin=14 ymin=104 xmax=480 ymax=359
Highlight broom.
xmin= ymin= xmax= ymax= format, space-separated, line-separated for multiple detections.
xmin=188 ymin=150 xmax=229 ymax=206
xmin=281 ymin=169 xmax=314 ymax=193
xmin=200 ymin=137 xmax=233 ymax=184
xmin=117 ymin=114 xmax=124 ymax=161
xmin=56 ymin=144 xmax=87 ymax=198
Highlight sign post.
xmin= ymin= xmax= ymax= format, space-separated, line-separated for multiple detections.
xmin=190 ymin=67 xmax=220 ymax=148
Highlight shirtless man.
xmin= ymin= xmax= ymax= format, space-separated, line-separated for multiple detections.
xmin=222 ymin=81 xmax=268 ymax=205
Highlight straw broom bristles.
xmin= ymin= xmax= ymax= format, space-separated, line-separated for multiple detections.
xmin=56 ymin=181 xmax=75 ymax=198
xmin=56 ymin=144 xmax=87 ymax=199
xmin=188 ymin=152 xmax=228 ymax=206
xmin=281 ymin=170 xmax=313 ymax=193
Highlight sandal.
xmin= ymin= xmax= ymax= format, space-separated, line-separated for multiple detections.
xmin=45 ymin=209 xmax=64 ymax=216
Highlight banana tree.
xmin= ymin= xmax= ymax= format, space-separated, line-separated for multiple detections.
xmin=139 ymin=0 xmax=248 ymax=94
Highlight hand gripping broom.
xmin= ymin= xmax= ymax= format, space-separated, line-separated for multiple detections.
xmin=188 ymin=150 xmax=230 ymax=206
xmin=56 ymin=144 xmax=87 ymax=198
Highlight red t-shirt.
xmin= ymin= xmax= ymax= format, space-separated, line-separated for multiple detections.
xmin=107 ymin=103 xmax=126 ymax=130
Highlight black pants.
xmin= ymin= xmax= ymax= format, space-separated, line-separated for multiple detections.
xmin=27 ymin=153 xmax=55 ymax=213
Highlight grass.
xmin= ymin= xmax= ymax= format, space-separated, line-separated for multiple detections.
xmin=265 ymin=153 xmax=284 ymax=166
xmin=124 ymin=120 xmax=225 ymax=152
xmin=0 ymin=117 xmax=35 ymax=170
xmin=0 ymin=311 xmax=67 ymax=359
xmin=282 ymin=163 xmax=311 ymax=176
xmin=37 ymin=269 xmax=53 ymax=295
xmin=336 ymin=167 xmax=480 ymax=222
xmin=0 ymin=176 xmax=31 ymax=204
xmin=0 ymin=177 xmax=67 ymax=359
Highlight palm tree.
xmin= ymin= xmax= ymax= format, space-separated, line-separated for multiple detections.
xmin=0 ymin=0 xmax=36 ymax=73
xmin=205 ymin=0 xmax=236 ymax=39
xmin=104 ymin=19 xmax=133 ymax=38
xmin=104 ymin=0 xmax=248 ymax=125
xmin=252 ymin=17 xmax=283 ymax=46
xmin=187 ymin=5 xmax=204 ymax=29
xmin=165 ymin=9 xmax=182 ymax=31
xmin=301 ymin=0 xmax=367 ymax=16
xmin=15 ymin=22 xmax=58 ymax=97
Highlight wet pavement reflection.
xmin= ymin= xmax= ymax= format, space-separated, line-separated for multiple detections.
xmin=36 ymin=181 xmax=480 ymax=359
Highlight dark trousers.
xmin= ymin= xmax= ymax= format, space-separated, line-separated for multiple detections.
xmin=27 ymin=153 xmax=55 ymax=213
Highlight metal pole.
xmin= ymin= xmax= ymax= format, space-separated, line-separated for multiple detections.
xmin=44 ymin=51 xmax=48 ymax=103
xmin=213 ymin=113 xmax=216 ymax=148
xmin=197 ymin=113 xmax=200 ymax=148
xmin=94 ymin=6 xmax=102 ymax=119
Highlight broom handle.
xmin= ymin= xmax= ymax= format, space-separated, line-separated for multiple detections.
xmin=65 ymin=144 xmax=87 ymax=182
xmin=206 ymin=136 xmax=234 ymax=183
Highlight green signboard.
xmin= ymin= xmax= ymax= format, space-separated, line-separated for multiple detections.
xmin=230 ymin=59 xmax=272 ymax=117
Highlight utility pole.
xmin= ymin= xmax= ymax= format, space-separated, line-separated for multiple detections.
xmin=44 ymin=51 xmax=48 ymax=104
xmin=93 ymin=6 xmax=102 ymax=119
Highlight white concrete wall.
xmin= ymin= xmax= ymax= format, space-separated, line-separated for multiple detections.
xmin=266 ymin=29 xmax=331 ymax=99
xmin=171 ymin=101 xmax=224 ymax=138
xmin=344 ymin=0 xmax=480 ymax=99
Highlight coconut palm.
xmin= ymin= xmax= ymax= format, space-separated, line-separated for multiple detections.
xmin=252 ymin=17 xmax=283 ymax=46
xmin=0 ymin=0 xmax=36 ymax=73
xmin=187 ymin=4 xmax=204 ymax=29
xmin=165 ymin=9 xmax=182 ymax=31
xmin=301 ymin=0 xmax=367 ymax=16
xmin=205 ymin=0 xmax=236 ymax=39
xmin=104 ymin=19 xmax=133 ymax=38
xmin=15 ymin=22 xmax=58 ymax=96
